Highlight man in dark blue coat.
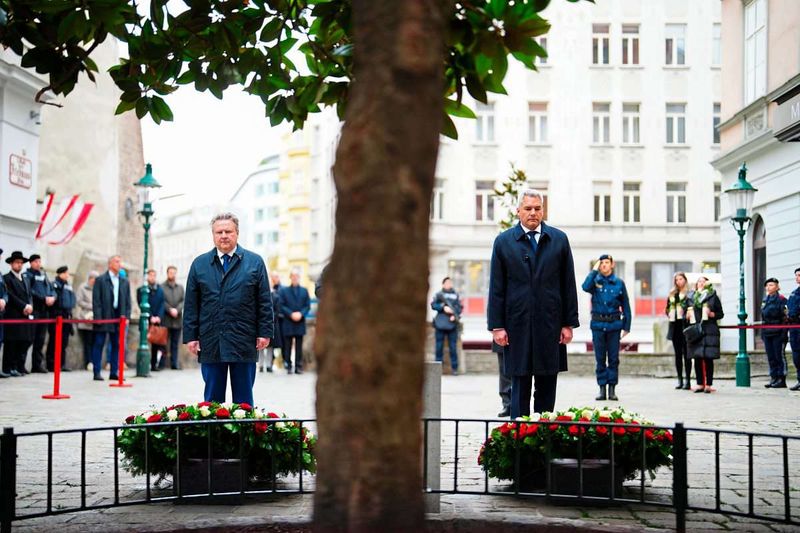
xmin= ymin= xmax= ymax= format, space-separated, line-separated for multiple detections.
xmin=279 ymin=270 xmax=311 ymax=374
xmin=25 ymin=254 xmax=56 ymax=373
xmin=488 ymin=189 xmax=579 ymax=418
xmin=183 ymin=213 xmax=273 ymax=405
xmin=138 ymin=269 xmax=166 ymax=371
xmin=46 ymin=266 xmax=76 ymax=372
xmin=91 ymin=255 xmax=132 ymax=381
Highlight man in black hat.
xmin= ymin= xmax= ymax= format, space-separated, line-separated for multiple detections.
xmin=46 ymin=266 xmax=76 ymax=372
xmin=2 ymin=251 xmax=34 ymax=376
xmin=24 ymin=253 xmax=55 ymax=373
xmin=0 ymin=248 xmax=9 ymax=378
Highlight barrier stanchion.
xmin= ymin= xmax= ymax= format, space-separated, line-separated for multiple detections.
xmin=110 ymin=317 xmax=132 ymax=388
xmin=42 ymin=316 xmax=70 ymax=400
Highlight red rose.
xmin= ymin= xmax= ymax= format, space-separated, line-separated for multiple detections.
xmin=660 ymin=431 xmax=673 ymax=443
xmin=595 ymin=426 xmax=609 ymax=436
xmin=556 ymin=415 xmax=574 ymax=422
xmin=644 ymin=429 xmax=655 ymax=441
xmin=499 ymin=424 xmax=511 ymax=436
xmin=528 ymin=424 xmax=539 ymax=435
xmin=178 ymin=412 xmax=191 ymax=421
xmin=568 ymin=425 xmax=579 ymax=436
xmin=198 ymin=401 xmax=212 ymax=407
xmin=628 ymin=420 xmax=641 ymax=434
xmin=267 ymin=412 xmax=279 ymax=419
xmin=125 ymin=415 xmax=136 ymax=424
xmin=146 ymin=414 xmax=162 ymax=423
xmin=216 ymin=408 xmax=230 ymax=419
xmin=612 ymin=425 xmax=626 ymax=436
xmin=254 ymin=422 xmax=268 ymax=435
xmin=239 ymin=403 xmax=253 ymax=411
xmin=598 ymin=416 xmax=611 ymax=423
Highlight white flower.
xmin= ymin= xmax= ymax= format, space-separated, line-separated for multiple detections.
xmin=222 ymin=402 xmax=234 ymax=410
xmin=581 ymin=409 xmax=594 ymax=420
xmin=199 ymin=406 xmax=211 ymax=417
xmin=253 ymin=409 xmax=264 ymax=419
xmin=621 ymin=412 xmax=633 ymax=422
xmin=233 ymin=409 xmax=246 ymax=419
xmin=275 ymin=421 xmax=286 ymax=429
xmin=166 ymin=409 xmax=178 ymax=421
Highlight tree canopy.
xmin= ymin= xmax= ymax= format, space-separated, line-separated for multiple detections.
xmin=0 ymin=0 xmax=588 ymax=136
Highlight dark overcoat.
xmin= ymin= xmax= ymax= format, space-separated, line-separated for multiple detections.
xmin=279 ymin=284 xmax=311 ymax=337
xmin=2 ymin=272 xmax=34 ymax=341
xmin=92 ymin=271 xmax=132 ymax=332
xmin=137 ymin=284 xmax=165 ymax=321
xmin=270 ymin=284 xmax=284 ymax=349
xmin=183 ymin=247 xmax=274 ymax=363
xmin=487 ymin=222 xmax=580 ymax=376
xmin=687 ymin=290 xmax=724 ymax=360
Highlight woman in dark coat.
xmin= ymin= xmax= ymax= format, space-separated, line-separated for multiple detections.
xmin=665 ymin=272 xmax=691 ymax=390
xmin=686 ymin=276 xmax=724 ymax=393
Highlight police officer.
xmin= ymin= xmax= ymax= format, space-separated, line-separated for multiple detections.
xmin=24 ymin=254 xmax=56 ymax=373
xmin=582 ymin=254 xmax=631 ymax=401
xmin=761 ymin=277 xmax=788 ymax=389
xmin=431 ymin=277 xmax=463 ymax=375
xmin=46 ymin=266 xmax=76 ymax=371
xmin=788 ymin=267 xmax=800 ymax=391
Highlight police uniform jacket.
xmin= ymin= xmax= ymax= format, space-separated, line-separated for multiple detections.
xmin=687 ymin=289 xmax=724 ymax=360
xmin=183 ymin=246 xmax=274 ymax=364
xmin=2 ymin=271 xmax=33 ymax=341
xmin=431 ymin=289 xmax=463 ymax=332
xmin=788 ymin=286 xmax=800 ymax=323
xmin=24 ymin=267 xmax=54 ymax=316
xmin=761 ymin=293 xmax=788 ymax=340
xmin=488 ymin=222 xmax=580 ymax=376
xmin=92 ymin=271 xmax=132 ymax=332
xmin=581 ymin=270 xmax=632 ymax=332
xmin=279 ymin=284 xmax=311 ymax=338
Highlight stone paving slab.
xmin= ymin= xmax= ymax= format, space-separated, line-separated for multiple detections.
xmin=2 ymin=369 xmax=800 ymax=531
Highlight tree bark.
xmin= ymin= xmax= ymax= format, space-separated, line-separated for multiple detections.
xmin=313 ymin=2 xmax=449 ymax=531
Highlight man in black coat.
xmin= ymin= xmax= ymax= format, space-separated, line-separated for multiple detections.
xmin=279 ymin=270 xmax=311 ymax=374
xmin=25 ymin=253 xmax=55 ymax=373
xmin=2 ymin=251 xmax=35 ymax=376
xmin=0 ymin=248 xmax=10 ymax=378
xmin=91 ymin=255 xmax=131 ymax=381
xmin=183 ymin=213 xmax=273 ymax=405
xmin=488 ymin=189 xmax=579 ymax=417
xmin=261 ymin=271 xmax=284 ymax=373
xmin=46 ymin=266 xmax=76 ymax=371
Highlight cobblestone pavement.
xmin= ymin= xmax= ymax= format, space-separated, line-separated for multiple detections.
xmin=2 ymin=368 xmax=799 ymax=531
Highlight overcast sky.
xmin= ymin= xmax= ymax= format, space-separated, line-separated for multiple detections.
xmin=140 ymin=87 xmax=285 ymax=215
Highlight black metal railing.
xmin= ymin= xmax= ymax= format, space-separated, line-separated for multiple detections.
xmin=2 ymin=418 xmax=799 ymax=533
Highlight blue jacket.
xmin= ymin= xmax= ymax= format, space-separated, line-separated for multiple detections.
xmin=24 ymin=267 xmax=55 ymax=315
xmin=581 ymin=270 xmax=632 ymax=332
xmin=0 ymin=276 xmax=6 ymax=317
xmin=761 ymin=292 xmax=787 ymax=338
xmin=183 ymin=246 xmax=274 ymax=363
xmin=280 ymin=284 xmax=311 ymax=337
xmin=92 ymin=270 xmax=132 ymax=332
xmin=52 ymin=277 xmax=76 ymax=317
xmin=137 ymin=283 xmax=165 ymax=321
xmin=788 ymin=286 xmax=800 ymax=323
xmin=488 ymin=222 xmax=580 ymax=376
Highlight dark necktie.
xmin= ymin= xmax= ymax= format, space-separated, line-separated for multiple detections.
xmin=528 ymin=231 xmax=539 ymax=256
xmin=222 ymin=254 xmax=231 ymax=273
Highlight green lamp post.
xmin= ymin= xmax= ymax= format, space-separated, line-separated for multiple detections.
xmin=134 ymin=163 xmax=161 ymax=378
xmin=724 ymin=162 xmax=758 ymax=387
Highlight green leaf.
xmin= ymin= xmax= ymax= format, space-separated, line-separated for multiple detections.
xmin=135 ymin=97 xmax=150 ymax=120
xmin=465 ymin=74 xmax=487 ymax=104
xmin=441 ymin=112 xmax=458 ymax=139
xmin=150 ymin=95 xmax=174 ymax=121
xmin=444 ymin=98 xmax=476 ymax=119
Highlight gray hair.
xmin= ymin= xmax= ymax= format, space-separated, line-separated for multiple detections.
xmin=88 ymin=270 xmax=99 ymax=279
xmin=517 ymin=188 xmax=544 ymax=208
xmin=210 ymin=212 xmax=239 ymax=231
xmin=107 ymin=255 xmax=121 ymax=265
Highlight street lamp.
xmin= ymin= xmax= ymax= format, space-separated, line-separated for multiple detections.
xmin=724 ymin=162 xmax=758 ymax=387
xmin=134 ymin=163 xmax=161 ymax=377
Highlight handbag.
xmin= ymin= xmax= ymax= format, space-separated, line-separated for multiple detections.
xmin=682 ymin=322 xmax=704 ymax=344
xmin=433 ymin=312 xmax=457 ymax=331
xmin=147 ymin=325 xmax=169 ymax=346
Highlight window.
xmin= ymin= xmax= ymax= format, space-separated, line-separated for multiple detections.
xmin=535 ymin=36 xmax=548 ymax=65
xmin=431 ymin=178 xmax=445 ymax=221
xmin=621 ymin=24 xmax=639 ymax=65
xmin=292 ymin=169 xmax=304 ymax=193
xmin=713 ymin=103 xmax=721 ymax=144
xmin=666 ymin=182 xmax=687 ymax=223
xmin=592 ymin=103 xmax=611 ymax=144
xmin=270 ymin=180 xmax=279 ymax=193
xmin=622 ymin=103 xmax=640 ymax=144
xmin=269 ymin=231 xmax=279 ymax=243
xmin=623 ymin=182 xmax=640 ymax=223
xmin=593 ymin=183 xmax=611 ymax=223
xmin=744 ymin=0 xmax=767 ymax=103
xmin=665 ymin=24 xmax=686 ymax=65
xmin=448 ymin=260 xmax=490 ymax=316
xmin=666 ymin=103 xmax=686 ymax=144
xmin=267 ymin=206 xmax=279 ymax=218
xmin=714 ymin=183 xmax=721 ymax=221
xmin=592 ymin=23 xmax=610 ymax=65
xmin=255 ymin=233 xmax=264 ymax=245
xmin=256 ymin=183 xmax=265 ymax=197
xmin=712 ymin=23 xmax=721 ymax=66
xmin=475 ymin=102 xmax=495 ymax=142
xmin=528 ymin=102 xmax=548 ymax=143
xmin=255 ymin=208 xmax=264 ymax=221
xmin=475 ymin=180 xmax=496 ymax=222
xmin=634 ymin=261 xmax=692 ymax=316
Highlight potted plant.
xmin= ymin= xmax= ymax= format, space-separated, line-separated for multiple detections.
xmin=117 ymin=401 xmax=316 ymax=495
xmin=478 ymin=406 xmax=673 ymax=497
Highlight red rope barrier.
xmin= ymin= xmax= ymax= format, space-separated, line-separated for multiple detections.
xmin=110 ymin=317 xmax=132 ymax=388
xmin=719 ymin=324 xmax=800 ymax=329
xmin=42 ymin=315 xmax=70 ymax=400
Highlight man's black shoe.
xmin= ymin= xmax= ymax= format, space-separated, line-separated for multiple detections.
xmin=266 ymin=366 xmax=273 ymax=373
xmin=93 ymin=375 xmax=104 ymax=381
xmin=61 ymin=368 xmax=71 ymax=372
xmin=171 ymin=366 xmax=181 ymax=370
xmin=295 ymin=369 xmax=304 ymax=374
xmin=109 ymin=374 xmax=119 ymax=381
xmin=9 ymin=370 xmax=21 ymax=377
xmin=768 ymin=377 xmax=787 ymax=389
xmin=0 ymin=371 xmax=9 ymax=378
xmin=497 ymin=407 xmax=511 ymax=418
xmin=19 ymin=368 xmax=30 ymax=375
xmin=764 ymin=378 xmax=777 ymax=388
xmin=790 ymin=382 xmax=800 ymax=391
xmin=151 ymin=367 xmax=160 ymax=372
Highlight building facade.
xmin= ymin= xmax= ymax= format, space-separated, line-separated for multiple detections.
xmin=713 ymin=0 xmax=800 ymax=351
xmin=277 ymin=130 xmax=313 ymax=286
xmin=231 ymin=155 xmax=282 ymax=271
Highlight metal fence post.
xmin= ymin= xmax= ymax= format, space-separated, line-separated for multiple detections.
xmin=423 ymin=361 xmax=441 ymax=513
xmin=672 ymin=423 xmax=688 ymax=533
xmin=1 ymin=427 xmax=17 ymax=533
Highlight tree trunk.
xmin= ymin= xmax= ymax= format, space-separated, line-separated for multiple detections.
xmin=313 ymin=2 xmax=449 ymax=531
